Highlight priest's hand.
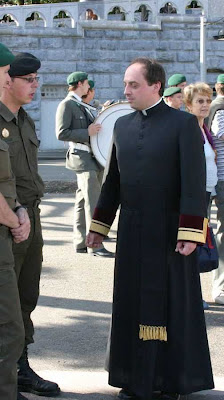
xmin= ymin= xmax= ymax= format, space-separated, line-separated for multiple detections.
xmin=175 ymin=241 xmax=197 ymax=256
xmin=86 ymin=232 xmax=104 ymax=248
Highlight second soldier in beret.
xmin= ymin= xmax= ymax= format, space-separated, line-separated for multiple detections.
xmin=168 ymin=73 xmax=187 ymax=89
xmin=82 ymin=79 xmax=95 ymax=107
xmin=163 ymin=86 xmax=183 ymax=110
xmin=0 ymin=52 xmax=60 ymax=399
xmin=56 ymin=72 xmax=114 ymax=257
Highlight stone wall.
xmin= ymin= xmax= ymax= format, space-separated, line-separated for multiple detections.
xmin=0 ymin=0 xmax=223 ymax=150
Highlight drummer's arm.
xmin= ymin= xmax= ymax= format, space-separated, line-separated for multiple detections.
xmin=56 ymin=101 xmax=89 ymax=143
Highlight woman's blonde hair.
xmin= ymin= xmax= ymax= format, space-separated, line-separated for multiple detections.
xmin=183 ymin=82 xmax=213 ymax=111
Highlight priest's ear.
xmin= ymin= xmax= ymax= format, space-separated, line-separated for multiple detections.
xmin=152 ymin=81 xmax=161 ymax=95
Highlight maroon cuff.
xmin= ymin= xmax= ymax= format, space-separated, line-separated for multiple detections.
xmin=92 ymin=207 xmax=115 ymax=227
xmin=177 ymin=214 xmax=208 ymax=244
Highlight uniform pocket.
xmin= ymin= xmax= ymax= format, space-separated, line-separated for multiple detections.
xmin=0 ymin=268 xmax=21 ymax=325
xmin=29 ymin=135 xmax=39 ymax=147
xmin=66 ymin=149 xmax=98 ymax=171
xmin=3 ymin=136 xmax=21 ymax=157
xmin=72 ymin=116 xmax=88 ymax=129
xmin=0 ymin=232 xmax=14 ymax=268
xmin=0 ymin=140 xmax=13 ymax=180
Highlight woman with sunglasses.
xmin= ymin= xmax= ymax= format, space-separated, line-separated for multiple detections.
xmin=184 ymin=82 xmax=218 ymax=309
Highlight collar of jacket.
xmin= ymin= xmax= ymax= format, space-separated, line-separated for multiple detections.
xmin=0 ymin=101 xmax=25 ymax=123
xmin=67 ymin=93 xmax=97 ymax=112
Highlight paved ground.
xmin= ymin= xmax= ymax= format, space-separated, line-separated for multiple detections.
xmin=39 ymin=159 xmax=76 ymax=193
xmin=20 ymin=160 xmax=224 ymax=400
xmin=39 ymin=159 xmax=74 ymax=183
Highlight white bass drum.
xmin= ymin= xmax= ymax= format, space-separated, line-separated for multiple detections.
xmin=90 ymin=101 xmax=134 ymax=168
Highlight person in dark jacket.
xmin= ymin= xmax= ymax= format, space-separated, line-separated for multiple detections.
xmin=0 ymin=52 xmax=60 ymax=399
xmin=87 ymin=58 xmax=214 ymax=400
xmin=0 ymin=43 xmax=30 ymax=400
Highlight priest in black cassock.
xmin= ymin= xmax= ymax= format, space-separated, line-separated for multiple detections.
xmin=86 ymin=58 xmax=214 ymax=400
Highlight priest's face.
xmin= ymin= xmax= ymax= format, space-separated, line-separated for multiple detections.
xmin=124 ymin=63 xmax=161 ymax=110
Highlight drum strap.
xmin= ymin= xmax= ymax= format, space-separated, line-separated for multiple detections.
xmin=81 ymin=105 xmax=95 ymax=124
xmin=68 ymin=95 xmax=96 ymax=122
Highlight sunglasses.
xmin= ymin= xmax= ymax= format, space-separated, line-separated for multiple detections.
xmin=195 ymin=99 xmax=212 ymax=105
xmin=13 ymin=76 xmax=40 ymax=84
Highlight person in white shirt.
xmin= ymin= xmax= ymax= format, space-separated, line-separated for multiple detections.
xmin=184 ymin=82 xmax=218 ymax=310
xmin=184 ymin=82 xmax=217 ymax=202
xmin=207 ymin=74 xmax=224 ymax=304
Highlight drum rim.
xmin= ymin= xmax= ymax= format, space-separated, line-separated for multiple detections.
xmin=97 ymin=100 xmax=130 ymax=115
xmin=91 ymin=101 xmax=134 ymax=167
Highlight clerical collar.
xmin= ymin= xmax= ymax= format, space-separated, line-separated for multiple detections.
xmin=141 ymin=98 xmax=163 ymax=115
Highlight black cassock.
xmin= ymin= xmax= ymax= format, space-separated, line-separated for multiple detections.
xmin=90 ymin=100 xmax=214 ymax=398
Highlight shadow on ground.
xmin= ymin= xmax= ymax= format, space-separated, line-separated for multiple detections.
xmin=38 ymin=296 xmax=112 ymax=314
xmin=190 ymin=389 xmax=224 ymax=399
xmin=59 ymin=392 xmax=115 ymax=400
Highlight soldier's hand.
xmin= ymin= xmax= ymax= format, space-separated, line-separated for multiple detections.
xmin=86 ymin=232 xmax=104 ymax=248
xmin=11 ymin=208 xmax=30 ymax=243
xmin=175 ymin=241 xmax=197 ymax=256
xmin=88 ymin=123 xmax=101 ymax=137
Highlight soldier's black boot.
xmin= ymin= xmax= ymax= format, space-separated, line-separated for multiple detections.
xmin=18 ymin=346 xmax=60 ymax=397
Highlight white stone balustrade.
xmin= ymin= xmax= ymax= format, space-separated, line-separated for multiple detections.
xmin=0 ymin=3 xmax=79 ymax=27
xmin=0 ymin=0 xmax=221 ymax=29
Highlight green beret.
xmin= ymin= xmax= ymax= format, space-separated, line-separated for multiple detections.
xmin=67 ymin=71 xmax=88 ymax=86
xmin=163 ymin=87 xmax=181 ymax=97
xmin=0 ymin=43 xmax=15 ymax=67
xmin=168 ymin=74 xmax=186 ymax=86
xmin=217 ymin=74 xmax=224 ymax=84
xmin=88 ymin=79 xmax=94 ymax=89
xmin=9 ymin=52 xmax=41 ymax=77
